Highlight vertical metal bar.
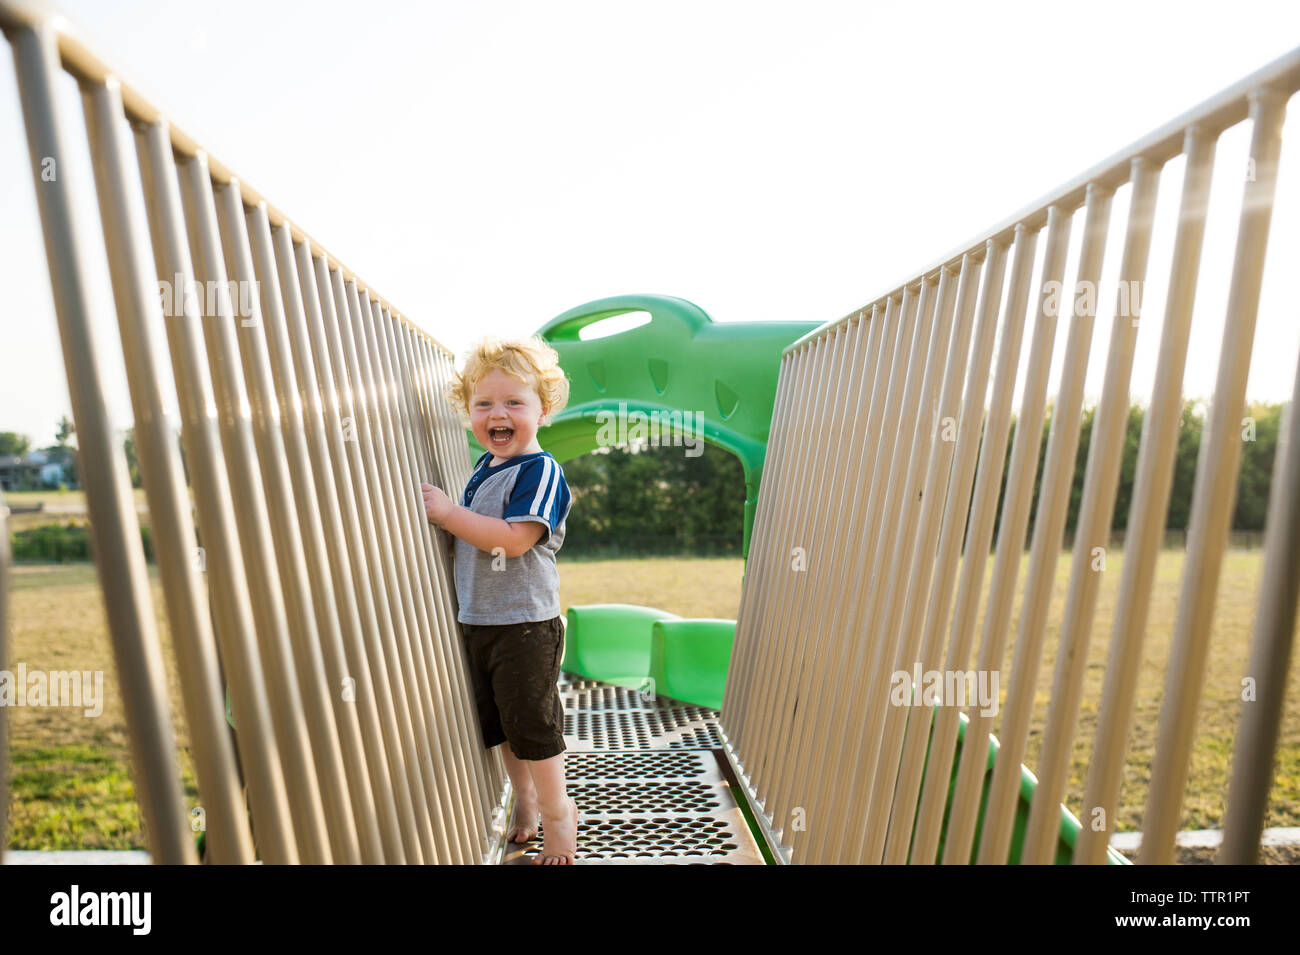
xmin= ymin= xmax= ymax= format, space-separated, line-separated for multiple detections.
xmin=1074 ymin=128 xmax=1216 ymax=865
xmin=930 ymin=223 xmax=1050 ymax=867
xmin=422 ymin=343 xmax=458 ymax=491
xmin=894 ymin=238 xmax=1012 ymax=865
xmin=973 ymin=184 xmax=1114 ymax=865
xmin=808 ymin=294 xmax=913 ymax=863
xmin=746 ymin=326 xmax=844 ymax=808
xmin=734 ymin=345 xmax=816 ymax=843
xmin=848 ymin=276 xmax=946 ymax=864
xmin=725 ymin=346 xmax=806 ymax=752
xmin=729 ymin=336 xmax=819 ymax=772
xmin=754 ymin=319 xmax=873 ymax=857
xmin=723 ymin=350 xmax=794 ymax=723
xmin=894 ymin=239 xmax=1013 ymax=867
xmin=352 ymin=293 xmax=473 ymax=864
xmin=770 ymin=310 xmax=875 ymax=851
xmin=731 ymin=335 xmax=824 ymax=836
xmin=878 ymin=239 xmax=1016 ymax=867
xmin=425 ymin=347 xmax=458 ymax=486
xmin=394 ymin=317 xmax=495 ymax=830
xmin=290 ymin=235 xmax=434 ymax=863
xmin=955 ymin=205 xmax=1069 ymax=864
xmin=1022 ymin=158 xmax=1162 ymax=865
xmin=395 ymin=311 xmax=490 ymax=861
xmin=6 ymin=21 xmax=193 ymax=864
xmin=883 ymin=223 xmax=1036 ymax=867
xmin=1220 ymin=329 xmax=1300 ymax=863
xmin=172 ymin=149 xmax=336 ymax=864
xmin=332 ymin=276 xmax=456 ymax=862
xmin=1029 ymin=158 xmax=1164 ymax=867
xmin=289 ymin=246 xmax=422 ymax=861
xmin=440 ymin=347 xmax=476 ymax=490
xmin=767 ymin=309 xmax=874 ymax=835
xmin=134 ymin=119 xmax=298 ymax=865
xmin=882 ymin=255 xmax=990 ymax=864
xmin=802 ymin=284 xmax=930 ymax=863
xmin=208 ymin=178 xmax=366 ymax=864
xmin=401 ymin=321 xmax=439 ymax=480
xmin=1141 ymin=87 xmax=1288 ymax=865
xmin=236 ymin=200 xmax=396 ymax=864
xmin=373 ymin=307 xmax=456 ymax=746
xmin=757 ymin=312 xmax=872 ymax=827
xmin=368 ymin=301 xmax=482 ymax=862
xmin=318 ymin=264 xmax=444 ymax=865
xmin=280 ymin=261 xmax=421 ymax=861
xmin=80 ymin=77 xmax=252 ymax=864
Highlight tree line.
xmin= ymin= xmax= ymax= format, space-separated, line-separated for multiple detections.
xmin=562 ymin=397 xmax=1286 ymax=557
xmin=988 ymin=397 xmax=1282 ymax=547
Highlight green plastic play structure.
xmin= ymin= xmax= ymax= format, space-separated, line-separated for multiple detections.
xmin=467 ymin=293 xmax=819 ymax=560
xmin=457 ymin=293 xmax=1127 ymax=864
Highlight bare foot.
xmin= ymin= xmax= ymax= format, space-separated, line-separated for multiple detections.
xmin=507 ymin=793 xmax=541 ymax=844
xmin=533 ymin=796 xmax=578 ymax=865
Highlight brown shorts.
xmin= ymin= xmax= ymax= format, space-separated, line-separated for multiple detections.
xmin=460 ymin=616 xmax=566 ymax=761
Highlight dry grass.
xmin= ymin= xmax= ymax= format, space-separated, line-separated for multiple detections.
xmin=559 ymin=556 xmax=745 ymax=620
xmin=964 ymin=547 xmax=1300 ymax=834
xmin=5 ymin=562 xmax=198 ymax=848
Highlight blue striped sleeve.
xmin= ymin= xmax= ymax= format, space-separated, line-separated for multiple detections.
xmin=503 ymin=455 xmax=570 ymax=543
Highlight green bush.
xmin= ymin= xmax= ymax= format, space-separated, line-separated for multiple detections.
xmin=11 ymin=522 xmax=91 ymax=562
xmin=10 ymin=521 xmax=154 ymax=563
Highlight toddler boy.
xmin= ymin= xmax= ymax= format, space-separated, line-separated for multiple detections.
xmin=421 ymin=335 xmax=577 ymax=865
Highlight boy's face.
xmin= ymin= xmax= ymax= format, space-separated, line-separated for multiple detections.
xmin=470 ymin=367 xmax=549 ymax=460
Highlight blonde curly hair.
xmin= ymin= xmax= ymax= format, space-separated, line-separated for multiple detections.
xmin=445 ymin=335 xmax=570 ymax=427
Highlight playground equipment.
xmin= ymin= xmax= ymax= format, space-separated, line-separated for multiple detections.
xmin=467 ymin=293 xmax=819 ymax=559
xmin=721 ymin=56 xmax=1300 ymax=864
xmin=1 ymin=0 xmax=1297 ymax=864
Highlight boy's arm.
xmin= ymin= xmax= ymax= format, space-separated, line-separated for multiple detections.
xmin=446 ymin=506 xmax=546 ymax=558
xmin=426 ymin=485 xmax=546 ymax=558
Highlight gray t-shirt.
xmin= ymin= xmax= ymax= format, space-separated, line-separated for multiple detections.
xmin=453 ymin=450 xmax=571 ymax=625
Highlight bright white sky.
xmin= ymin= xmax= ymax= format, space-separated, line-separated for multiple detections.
xmin=3 ymin=0 xmax=1300 ymax=447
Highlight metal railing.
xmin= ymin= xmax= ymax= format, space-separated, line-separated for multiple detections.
xmin=0 ymin=1 xmax=502 ymax=863
xmin=722 ymin=47 xmax=1300 ymax=864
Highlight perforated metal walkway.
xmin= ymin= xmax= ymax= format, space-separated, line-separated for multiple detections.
xmin=502 ymin=675 xmax=768 ymax=864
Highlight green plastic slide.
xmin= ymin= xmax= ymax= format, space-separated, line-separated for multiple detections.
xmin=561 ymin=603 xmax=680 ymax=689
xmin=561 ymin=602 xmax=1128 ymax=864
xmin=648 ymin=618 xmax=735 ymax=711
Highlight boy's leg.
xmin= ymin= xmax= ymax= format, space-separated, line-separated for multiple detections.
xmin=487 ymin=616 xmax=576 ymax=863
xmin=464 ymin=623 xmax=539 ymax=841
xmin=500 ymin=741 xmax=541 ymax=843
xmin=528 ymin=751 xmax=577 ymax=865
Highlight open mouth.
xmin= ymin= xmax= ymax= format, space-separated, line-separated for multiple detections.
xmin=489 ymin=426 xmax=514 ymax=446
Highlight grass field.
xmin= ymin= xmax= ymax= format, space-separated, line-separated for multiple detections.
xmin=2 ymin=546 xmax=1297 ymax=854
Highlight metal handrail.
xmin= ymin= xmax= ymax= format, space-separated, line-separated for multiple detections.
xmin=1 ymin=0 xmax=500 ymax=863
xmin=727 ymin=47 xmax=1300 ymax=865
